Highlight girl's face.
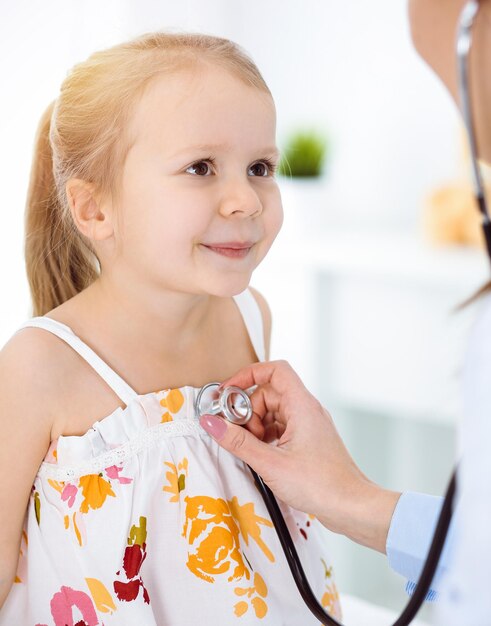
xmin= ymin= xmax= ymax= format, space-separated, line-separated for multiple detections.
xmin=111 ymin=63 xmax=283 ymax=298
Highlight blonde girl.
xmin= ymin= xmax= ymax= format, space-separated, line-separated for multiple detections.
xmin=0 ymin=31 xmax=341 ymax=625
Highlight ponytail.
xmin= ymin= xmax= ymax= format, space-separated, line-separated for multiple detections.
xmin=24 ymin=100 xmax=99 ymax=317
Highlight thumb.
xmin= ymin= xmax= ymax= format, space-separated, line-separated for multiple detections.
xmin=199 ymin=413 xmax=277 ymax=471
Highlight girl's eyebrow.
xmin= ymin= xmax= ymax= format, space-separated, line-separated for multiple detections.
xmin=170 ymin=143 xmax=280 ymax=158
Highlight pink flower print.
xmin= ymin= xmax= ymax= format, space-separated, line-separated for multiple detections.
xmin=49 ymin=585 xmax=99 ymax=626
xmin=105 ymin=464 xmax=133 ymax=485
xmin=61 ymin=483 xmax=78 ymax=508
xmin=43 ymin=439 xmax=58 ymax=464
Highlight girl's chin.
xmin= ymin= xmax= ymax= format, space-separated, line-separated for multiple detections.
xmin=203 ymin=277 xmax=252 ymax=299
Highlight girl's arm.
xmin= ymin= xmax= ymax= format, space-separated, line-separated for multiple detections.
xmin=0 ymin=330 xmax=54 ymax=609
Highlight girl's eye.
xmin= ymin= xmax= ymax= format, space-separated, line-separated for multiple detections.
xmin=185 ymin=160 xmax=213 ymax=176
xmin=249 ymin=159 xmax=277 ymax=177
xmin=185 ymin=157 xmax=277 ymax=177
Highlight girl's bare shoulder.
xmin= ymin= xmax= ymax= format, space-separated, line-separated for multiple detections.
xmin=0 ymin=325 xmax=70 ymax=425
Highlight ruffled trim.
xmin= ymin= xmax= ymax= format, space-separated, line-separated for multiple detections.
xmin=40 ymin=386 xmax=206 ymax=475
xmin=38 ymin=420 xmax=207 ymax=481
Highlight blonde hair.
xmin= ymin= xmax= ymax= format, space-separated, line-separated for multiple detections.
xmin=24 ymin=31 xmax=273 ymax=317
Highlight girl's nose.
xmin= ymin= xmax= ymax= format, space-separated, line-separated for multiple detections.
xmin=218 ymin=180 xmax=263 ymax=219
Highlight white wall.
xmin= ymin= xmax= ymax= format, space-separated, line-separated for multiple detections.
xmin=0 ymin=1 xmax=464 ymax=340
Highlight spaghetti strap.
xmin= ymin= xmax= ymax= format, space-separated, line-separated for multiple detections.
xmin=232 ymin=288 xmax=266 ymax=362
xmin=14 ymin=287 xmax=264 ymax=405
xmin=14 ymin=317 xmax=139 ymax=407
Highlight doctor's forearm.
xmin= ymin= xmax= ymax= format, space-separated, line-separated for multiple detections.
xmin=317 ymin=481 xmax=402 ymax=554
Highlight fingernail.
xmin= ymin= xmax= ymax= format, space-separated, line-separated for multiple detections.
xmin=199 ymin=414 xmax=227 ymax=440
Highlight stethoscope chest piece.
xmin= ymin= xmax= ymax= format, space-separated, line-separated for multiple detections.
xmin=195 ymin=382 xmax=254 ymax=425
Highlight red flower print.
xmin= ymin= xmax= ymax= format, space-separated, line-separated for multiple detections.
xmin=113 ymin=516 xmax=150 ymax=605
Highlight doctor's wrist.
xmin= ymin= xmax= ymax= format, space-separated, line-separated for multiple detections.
xmin=317 ymin=481 xmax=402 ymax=554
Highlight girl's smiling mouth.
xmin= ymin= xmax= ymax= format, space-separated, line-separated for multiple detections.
xmin=200 ymin=242 xmax=255 ymax=259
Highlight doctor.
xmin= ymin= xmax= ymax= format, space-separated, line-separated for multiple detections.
xmin=199 ymin=0 xmax=491 ymax=623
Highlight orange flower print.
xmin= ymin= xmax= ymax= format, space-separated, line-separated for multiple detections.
xmin=228 ymin=496 xmax=275 ymax=563
xmin=234 ymin=572 xmax=269 ymax=619
xmin=182 ymin=495 xmax=250 ymax=583
xmin=64 ymin=511 xmax=87 ymax=547
xmin=48 ymin=464 xmax=133 ymax=546
xmin=160 ymin=388 xmax=185 ymax=422
xmin=320 ymin=557 xmax=342 ymax=621
xmin=79 ymin=473 xmax=116 ymax=513
xmin=162 ymin=457 xmax=188 ymax=502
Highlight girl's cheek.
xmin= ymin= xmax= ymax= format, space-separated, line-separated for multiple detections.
xmin=269 ymin=204 xmax=284 ymax=236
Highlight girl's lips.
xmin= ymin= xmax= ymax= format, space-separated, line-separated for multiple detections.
xmin=201 ymin=244 xmax=253 ymax=259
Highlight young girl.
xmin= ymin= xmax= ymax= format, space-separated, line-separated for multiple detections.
xmin=0 ymin=31 xmax=341 ymax=625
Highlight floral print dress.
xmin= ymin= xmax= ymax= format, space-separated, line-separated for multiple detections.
xmin=0 ymin=287 xmax=342 ymax=626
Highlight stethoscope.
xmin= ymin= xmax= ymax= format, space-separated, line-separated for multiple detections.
xmin=196 ymin=2 xmax=491 ymax=623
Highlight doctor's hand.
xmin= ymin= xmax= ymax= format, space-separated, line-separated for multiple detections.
xmin=199 ymin=360 xmax=401 ymax=554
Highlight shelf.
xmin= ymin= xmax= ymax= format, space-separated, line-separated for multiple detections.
xmin=265 ymin=225 xmax=490 ymax=292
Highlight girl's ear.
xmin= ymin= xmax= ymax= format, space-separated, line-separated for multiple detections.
xmin=65 ymin=178 xmax=114 ymax=242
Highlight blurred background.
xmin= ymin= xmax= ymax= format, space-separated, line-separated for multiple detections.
xmin=1 ymin=1 xmax=490 ymax=623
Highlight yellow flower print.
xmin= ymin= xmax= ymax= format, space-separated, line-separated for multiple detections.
xmin=85 ymin=577 xmax=117 ymax=614
xmin=321 ymin=557 xmax=333 ymax=579
xmin=162 ymin=457 xmax=188 ymax=502
xmin=320 ymin=557 xmax=342 ymax=621
xmin=321 ymin=582 xmax=342 ymax=620
xmin=64 ymin=511 xmax=87 ymax=546
xmin=160 ymin=388 xmax=185 ymax=422
xmin=47 ymin=479 xmax=64 ymax=493
xmin=79 ymin=473 xmax=116 ymax=513
xmin=182 ymin=495 xmax=250 ymax=583
xmin=228 ymin=497 xmax=275 ymax=562
xmin=14 ymin=530 xmax=28 ymax=583
xmin=234 ymin=572 xmax=269 ymax=619
xmin=33 ymin=491 xmax=41 ymax=525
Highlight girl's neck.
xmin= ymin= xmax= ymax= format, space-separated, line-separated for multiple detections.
xmin=54 ymin=275 xmax=219 ymax=363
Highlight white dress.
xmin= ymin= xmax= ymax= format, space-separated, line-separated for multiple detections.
xmin=0 ymin=287 xmax=342 ymax=626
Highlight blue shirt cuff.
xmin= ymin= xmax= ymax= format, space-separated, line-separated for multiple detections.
xmin=386 ymin=491 xmax=454 ymax=599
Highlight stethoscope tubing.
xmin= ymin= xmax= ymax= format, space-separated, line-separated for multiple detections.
xmin=248 ymin=463 xmax=457 ymax=626
xmin=457 ymin=0 xmax=491 ymax=261
xmin=199 ymin=382 xmax=457 ymax=624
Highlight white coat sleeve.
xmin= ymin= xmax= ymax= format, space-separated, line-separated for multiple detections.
xmin=435 ymin=294 xmax=491 ymax=625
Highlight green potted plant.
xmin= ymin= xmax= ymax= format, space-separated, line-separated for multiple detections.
xmin=277 ymin=128 xmax=329 ymax=178
xmin=276 ymin=127 xmax=332 ymax=237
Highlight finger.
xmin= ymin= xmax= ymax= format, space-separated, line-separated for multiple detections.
xmin=199 ymin=413 xmax=280 ymax=472
xmin=249 ymin=384 xmax=290 ymax=426
xmin=244 ymin=412 xmax=265 ymax=440
xmin=260 ymin=411 xmax=283 ymax=433
xmin=219 ymin=360 xmax=295 ymax=396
